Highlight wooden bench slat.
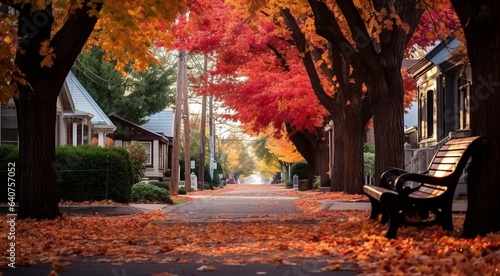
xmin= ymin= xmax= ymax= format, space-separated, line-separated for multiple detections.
xmin=429 ymin=163 xmax=456 ymax=171
xmin=428 ymin=170 xmax=450 ymax=177
xmin=439 ymin=144 xmax=469 ymax=151
xmin=435 ymin=150 xmax=464 ymax=157
xmin=432 ymin=157 xmax=461 ymax=163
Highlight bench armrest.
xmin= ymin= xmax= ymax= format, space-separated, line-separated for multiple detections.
xmin=380 ymin=167 xmax=410 ymax=190
xmin=393 ymin=172 xmax=444 ymax=197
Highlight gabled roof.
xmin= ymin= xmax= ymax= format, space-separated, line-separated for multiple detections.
xmin=65 ymin=71 xmax=115 ymax=131
xmin=109 ymin=114 xmax=169 ymax=143
xmin=408 ymin=37 xmax=461 ymax=77
xmin=141 ymin=109 xmax=174 ymax=137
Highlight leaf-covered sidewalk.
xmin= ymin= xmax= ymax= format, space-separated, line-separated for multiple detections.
xmin=1 ymin=184 xmax=499 ymax=275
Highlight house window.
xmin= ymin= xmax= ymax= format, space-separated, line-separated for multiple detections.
xmin=458 ymin=76 xmax=470 ymax=130
xmin=139 ymin=142 xmax=152 ymax=165
xmin=420 ymin=89 xmax=435 ymax=139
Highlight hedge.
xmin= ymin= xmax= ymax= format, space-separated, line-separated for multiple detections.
xmin=0 ymin=145 xmax=134 ymax=203
xmin=291 ymin=162 xmax=308 ymax=180
xmin=56 ymin=145 xmax=134 ymax=202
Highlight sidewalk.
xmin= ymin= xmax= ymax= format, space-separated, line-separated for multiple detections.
xmin=320 ymin=200 xmax=468 ymax=213
xmin=0 ymin=200 xmax=468 ymax=216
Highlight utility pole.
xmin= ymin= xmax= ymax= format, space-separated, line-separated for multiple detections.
xmin=198 ymin=56 xmax=207 ymax=190
xmin=208 ymin=95 xmax=214 ymax=181
xmin=171 ymin=49 xmax=186 ymax=196
xmin=183 ymin=54 xmax=191 ymax=193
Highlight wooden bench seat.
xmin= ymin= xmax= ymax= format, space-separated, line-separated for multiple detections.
xmin=363 ymin=136 xmax=488 ymax=238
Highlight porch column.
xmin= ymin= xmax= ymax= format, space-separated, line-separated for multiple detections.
xmin=98 ymin=132 xmax=105 ymax=147
xmin=72 ymin=121 xmax=78 ymax=146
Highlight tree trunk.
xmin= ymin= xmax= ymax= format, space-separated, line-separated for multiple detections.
xmin=331 ymin=114 xmax=345 ymax=191
xmin=342 ymin=93 xmax=365 ymax=194
xmin=313 ymin=130 xmax=330 ymax=189
xmin=15 ymin=82 xmax=61 ymax=219
xmin=369 ymin=62 xmax=405 ymax=183
xmin=12 ymin=2 xmax=101 ymax=219
xmin=288 ymin=128 xmax=329 ymax=190
xmin=450 ymin=0 xmax=500 ymax=237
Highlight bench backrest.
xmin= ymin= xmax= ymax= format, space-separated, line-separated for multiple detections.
xmin=408 ymin=136 xmax=487 ymax=199
xmin=427 ymin=136 xmax=487 ymax=178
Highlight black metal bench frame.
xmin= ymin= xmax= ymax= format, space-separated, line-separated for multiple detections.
xmin=363 ymin=136 xmax=487 ymax=238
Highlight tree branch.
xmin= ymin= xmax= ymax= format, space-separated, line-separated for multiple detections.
xmin=50 ymin=0 xmax=103 ymax=78
xmin=280 ymin=8 xmax=336 ymax=111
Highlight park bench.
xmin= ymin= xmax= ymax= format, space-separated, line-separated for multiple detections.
xmin=363 ymin=136 xmax=488 ymax=238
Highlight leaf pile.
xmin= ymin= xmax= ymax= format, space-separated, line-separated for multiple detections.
xmin=1 ymin=208 xmax=499 ymax=274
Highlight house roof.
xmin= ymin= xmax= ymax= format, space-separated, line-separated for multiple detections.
xmin=65 ymin=71 xmax=115 ymax=132
xmin=408 ymin=37 xmax=460 ymax=77
xmin=141 ymin=109 xmax=174 ymax=138
xmin=109 ymin=114 xmax=169 ymax=143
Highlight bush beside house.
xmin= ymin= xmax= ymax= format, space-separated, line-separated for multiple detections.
xmin=131 ymin=182 xmax=173 ymax=203
xmin=1 ymin=145 xmax=135 ymax=203
xmin=56 ymin=145 xmax=135 ymax=202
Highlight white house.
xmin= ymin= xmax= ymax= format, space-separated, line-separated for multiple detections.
xmin=1 ymin=71 xmax=115 ymax=147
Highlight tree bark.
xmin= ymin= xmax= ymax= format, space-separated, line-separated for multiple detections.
xmin=450 ymin=0 xmax=500 ymax=237
xmin=288 ymin=127 xmax=329 ymax=189
xmin=12 ymin=2 xmax=100 ymax=219
xmin=331 ymin=114 xmax=345 ymax=191
xmin=308 ymin=0 xmax=422 ymax=185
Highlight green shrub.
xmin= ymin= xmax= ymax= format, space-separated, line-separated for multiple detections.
xmin=313 ymin=176 xmax=321 ymax=189
xmin=125 ymin=143 xmax=147 ymax=183
xmin=0 ymin=145 xmax=20 ymax=202
xmin=131 ymin=183 xmax=172 ymax=203
xmin=178 ymin=188 xmax=187 ymax=195
xmin=285 ymin=181 xmax=293 ymax=189
xmin=291 ymin=162 xmax=308 ymax=180
xmin=56 ymin=145 xmax=134 ymax=203
xmin=364 ymin=143 xmax=375 ymax=153
xmin=150 ymin=181 xmax=170 ymax=191
xmin=364 ymin=152 xmax=375 ymax=175
xmin=0 ymin=145 xmax=135 ymax=203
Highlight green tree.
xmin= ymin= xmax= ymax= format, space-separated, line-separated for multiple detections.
xmin=72 ymin=46 xmax=177 ymax=124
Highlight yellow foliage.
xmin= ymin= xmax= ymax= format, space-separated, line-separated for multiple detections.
xmin=262 ymin=127 xmax=304 ymax=164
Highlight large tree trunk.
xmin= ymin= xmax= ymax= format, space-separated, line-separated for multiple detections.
xmin=288 ymin=128 xmax=329 ymax=190
xmin=331 ymin=114 xmax=345 ymax=191
xmin=342 ymin=92 xmax=365 ymax=194
xmin=12 ymin=2 xmax=100 ymax=219
xmin=450 ymin=0 xmax=500 ymax=237
xmin=15 ymin=80 xmax=61 ymax=219
xmin=314 ymin=129 xmax=330 ymax=189
xmin=369 ymin=60 xmax=405 ymax=183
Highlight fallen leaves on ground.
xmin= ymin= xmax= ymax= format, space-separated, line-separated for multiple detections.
xmin=1 ymin=209 xmax=499 ymax=275
xmin=1 ymin=185 xmax=499 ymax=275
xmin=293 ymin=189 xmax=368 ymax=213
